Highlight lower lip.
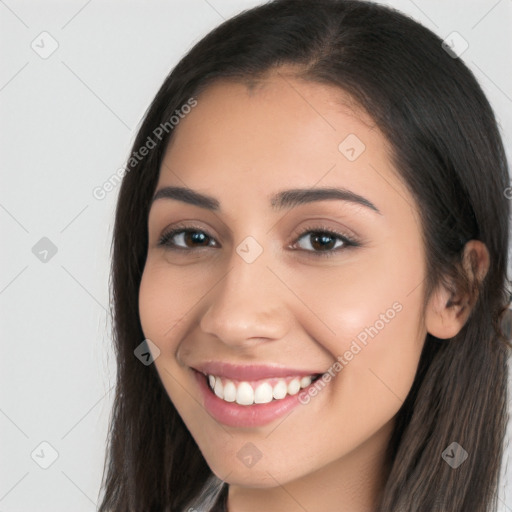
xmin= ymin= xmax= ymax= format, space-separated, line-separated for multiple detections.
xmin=194 ymin=370 xmax=310 ymax=428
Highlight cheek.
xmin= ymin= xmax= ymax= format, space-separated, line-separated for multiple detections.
xmin=282 ymin=248 xmax=426 ymax=406
xmin=285 ymin=248 xmax=424 ymax=348
xmin=138 ymin=263 xmax=206 ymax=411
xmin=138 ymin=266 xmax=174 ymax=349
xmin=138 ymin=260 xmax=206 ymax=351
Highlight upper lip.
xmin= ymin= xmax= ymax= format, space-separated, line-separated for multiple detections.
xmin=193 ymin=361 xmax=323 ymax=381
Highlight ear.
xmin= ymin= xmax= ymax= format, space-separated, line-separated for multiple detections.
xmin=425 ymin=240 xmax=490 ymax=339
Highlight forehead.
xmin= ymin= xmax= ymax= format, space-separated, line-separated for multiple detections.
xmin=162 ymin=74 xmax=386 ymax=169
xmin=156 ymin=72 xmax=415 ymax=223
xmin=169 ymin=73 xmax=378 ymax=144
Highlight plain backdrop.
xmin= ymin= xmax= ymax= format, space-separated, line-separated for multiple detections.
xmin=1 ymin=0 xmax=511 ymax=510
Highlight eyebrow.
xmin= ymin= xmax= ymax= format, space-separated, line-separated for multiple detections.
xmin=151 ymin=186 xmax=381 ymax=214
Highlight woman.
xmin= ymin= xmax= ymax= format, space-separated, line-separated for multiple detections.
xmin=98 ymin=0 xmax=511 ymax=510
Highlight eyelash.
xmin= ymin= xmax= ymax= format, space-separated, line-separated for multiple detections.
xmin=156 ymin=222 xmax=360 ymax=258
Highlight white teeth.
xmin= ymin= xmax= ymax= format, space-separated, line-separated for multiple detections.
xmin=236 ymin=382 xmax=254 ymax=405
xmin=223 ymin=380 xmax=237 ymax=402
xmin=254 ymin=382 xmax=273 ymax=404
xmin=300 ymin=376 xmax=312 ymax=388
xmin=213 ymin=378 xmax=224 ymax=399
xmin=287 ymin=378 xmax=301 ymax=395
xmin=272 ymin=380 xmax=288 ymax=400
xmin=207 ymin=373 xmax=318 ymax=405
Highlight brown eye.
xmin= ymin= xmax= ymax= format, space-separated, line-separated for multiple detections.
xmin=158 ymin=228 xmax=217 ymax=249
xmin=296 ymin=231 xmax=342 ymax=251
xmin=291 ymin=225 xmax=360 ymax=258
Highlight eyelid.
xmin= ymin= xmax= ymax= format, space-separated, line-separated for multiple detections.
xmin=289 ymin=220 xmax=358 ymax=243
xmin=287 ymin=222 xmax=360 ymax=257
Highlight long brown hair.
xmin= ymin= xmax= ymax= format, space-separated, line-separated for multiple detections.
xmin=97 ymin=1 xmax=512 ymax=510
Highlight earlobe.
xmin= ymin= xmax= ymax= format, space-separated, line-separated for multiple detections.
xmin=425 ymin=240 xmax=490 ymax=340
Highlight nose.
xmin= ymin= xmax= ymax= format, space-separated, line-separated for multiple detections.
xmin=199 ymin=249 xmax=291 ymax=348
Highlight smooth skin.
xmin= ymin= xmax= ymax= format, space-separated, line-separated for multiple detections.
xmin=138 ymin=68 xmax=489 ymax=512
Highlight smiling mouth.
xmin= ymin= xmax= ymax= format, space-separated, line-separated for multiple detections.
xmin=203 ymin=373 xmax=323 ymax=405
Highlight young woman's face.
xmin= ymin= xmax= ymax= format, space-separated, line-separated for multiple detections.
xmin=139 ymin=72 xmax=429 ymax=489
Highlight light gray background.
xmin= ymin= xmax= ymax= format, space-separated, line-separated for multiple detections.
xmin=1 ymin=0 xmax=511 ymax=510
